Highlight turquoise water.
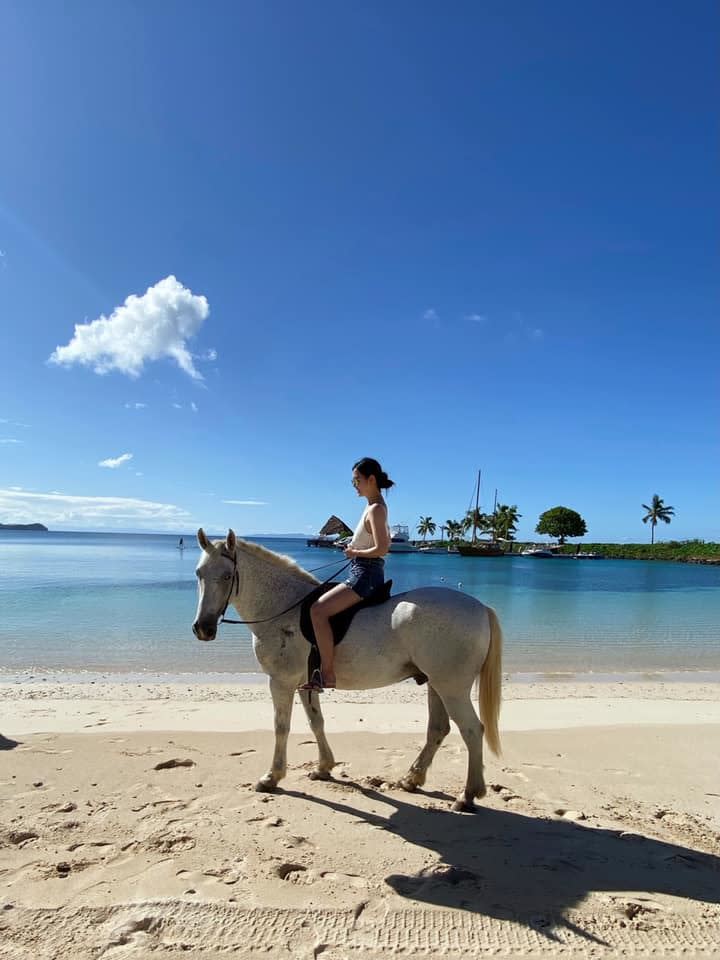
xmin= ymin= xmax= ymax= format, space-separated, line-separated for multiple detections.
xmin=1 ymin=530 xmax=719 ymax=677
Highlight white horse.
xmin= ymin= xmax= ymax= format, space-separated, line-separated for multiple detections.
xmin=192 ymin=529 xmax=503 ymax=811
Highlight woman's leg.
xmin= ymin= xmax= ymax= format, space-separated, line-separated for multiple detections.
xmin=308 ymin=583 xmax=362 ymax=688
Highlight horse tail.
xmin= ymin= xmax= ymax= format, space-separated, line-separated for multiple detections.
xmin=479 ymin=604 xmax=503 ymax=757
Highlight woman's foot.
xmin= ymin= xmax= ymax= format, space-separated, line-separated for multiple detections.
xmin=299 ymin=669 xmax=336 ymax=693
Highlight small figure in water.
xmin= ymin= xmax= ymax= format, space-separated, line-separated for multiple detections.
xmin=178 ymin=537 xmax=184 ymax=550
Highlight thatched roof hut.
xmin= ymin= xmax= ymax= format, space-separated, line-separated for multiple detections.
xmin=318 ymin=515 xmax=353 ymax=537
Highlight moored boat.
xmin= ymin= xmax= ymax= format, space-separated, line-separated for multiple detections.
xmin=456 ymin=541 xmax=505 ymax=557
xmin=388 ymin=524 xmax=418 ymax=553
xmin=457 ymin=469 xmax=506 ymax=558
xmin=520 ymin=545 xmax=555 ymax=558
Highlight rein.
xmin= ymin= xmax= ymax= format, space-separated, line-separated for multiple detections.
xmin=218 ymin=551 xmax=352 ymax=627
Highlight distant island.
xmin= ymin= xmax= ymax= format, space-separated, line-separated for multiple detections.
xmin=0 ymin=522 xmax=49 ymax=531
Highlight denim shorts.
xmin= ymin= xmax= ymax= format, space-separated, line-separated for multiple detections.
xmin=345 ymin=557 xmax=385 ymax=599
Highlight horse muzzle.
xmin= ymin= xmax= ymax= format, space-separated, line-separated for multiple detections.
xmin=193 ymin=620 xmax=217 ymax=642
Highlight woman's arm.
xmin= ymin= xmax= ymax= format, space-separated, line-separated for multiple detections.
xmin=347 ymin=503 xmax=390 ymax=558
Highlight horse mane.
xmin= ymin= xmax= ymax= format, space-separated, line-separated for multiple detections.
xmin=235 ymin=538 xmax=319 ymax=585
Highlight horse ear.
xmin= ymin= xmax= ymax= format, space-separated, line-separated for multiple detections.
xmin=197 ymin=527 xmax=210 ymax=552
xmin=226 ymin=529 xmax=237 ymax=553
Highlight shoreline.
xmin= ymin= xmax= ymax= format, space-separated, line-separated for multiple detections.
xmin=3 ymin=667 xmax=720 ymax=686
xmin=2 ymin=677 xmax=720 ymax=738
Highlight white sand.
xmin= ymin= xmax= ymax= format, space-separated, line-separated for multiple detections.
xmin=2 ymin=679 xmax=719 ymax=958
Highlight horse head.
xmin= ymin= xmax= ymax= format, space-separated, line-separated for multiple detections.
xmin=192 ymin=527 xmax=237 ymax=642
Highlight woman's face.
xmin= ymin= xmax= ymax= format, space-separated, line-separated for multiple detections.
xmin=352 ymin=469 xmax=375 ymax=498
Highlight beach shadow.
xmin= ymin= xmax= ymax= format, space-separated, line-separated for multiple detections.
xmin=0 ymin=734 xmax=21 ymax=750
xmin=283 ymin=782 xmax=720 ymax=943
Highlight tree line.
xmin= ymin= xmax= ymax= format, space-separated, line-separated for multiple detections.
xmin=416 ymin=495 xmax=675 ymax=545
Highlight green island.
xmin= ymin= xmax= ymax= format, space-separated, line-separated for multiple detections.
xmin=514 ymin=540 xmax=720 ymax=563
xmin=414 ymin=538 xmax=720 ymax=563
xmin=0 ymin=523 xmax=49 ymax=531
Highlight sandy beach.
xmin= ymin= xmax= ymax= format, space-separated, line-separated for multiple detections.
xmin=2 ymin=679 xmax=720 ymax=958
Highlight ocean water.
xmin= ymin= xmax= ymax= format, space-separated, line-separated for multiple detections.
xmin=1 ymin=530 xmax=719 ymax=678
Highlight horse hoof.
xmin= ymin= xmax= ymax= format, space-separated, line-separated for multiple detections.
xmin=452 ymin=798 xmax=477 ymax=813
xmin=255 ymin=777 xmax=277 ymax=793
xmin=398 ymin=777 xmax=419 ymax=793
xmin=308 ymin=769 xmax=331 ymax=781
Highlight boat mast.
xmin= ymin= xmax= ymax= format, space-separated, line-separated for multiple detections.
xmin=472 ymin=469 xmax=481 ymax=545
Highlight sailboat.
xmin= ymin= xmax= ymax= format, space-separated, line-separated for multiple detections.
xmin=455 ymin=470 xmax=505 ymax=557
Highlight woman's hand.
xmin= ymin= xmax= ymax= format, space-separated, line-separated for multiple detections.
xmin=344 ymin=546 xmax=357 ymax=558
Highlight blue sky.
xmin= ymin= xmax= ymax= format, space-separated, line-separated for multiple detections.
xmin=1 ymin=0 xmax=718 ymax=542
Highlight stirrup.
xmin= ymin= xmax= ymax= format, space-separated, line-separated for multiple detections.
xmin=299 ymin=669 xmax=325 ymax=692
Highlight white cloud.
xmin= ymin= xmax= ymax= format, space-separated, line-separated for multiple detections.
xmin=190 ymin=401 xmax=198 ymax=413
xmin=99 ymin=452 xmax=133 ymax=469
xmin=0 ymin=487 xmax=192 ymax=530
xmin=172 ymin=402 xmax=183 ymax=409
xmin=0 ymin=487 xmax=191 ymax=530
xmin=0 ymin=438 xmax=22 ymax=444
xmin=530 ymin=327 xmax=544 ymax=340
xmin=222 ymin=499 xmax=268 ymax=506
xmin=423 ymin=308 xmax=439 ymax=322
xmin=199 ymin=348 xmax=217 ymax=361
xmin=135 ymin=472 xmax=144 ymax=477
xmin=49 ymin=276 xmax=210 ymax=380
xmin=465 ymin=313 xmax=487 ymax=324
xmin=124 ymin=402 xmax=147 ymax=409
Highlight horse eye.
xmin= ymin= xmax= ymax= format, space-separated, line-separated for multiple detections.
xmin=223 ymin=573 xmax=232 ymax=581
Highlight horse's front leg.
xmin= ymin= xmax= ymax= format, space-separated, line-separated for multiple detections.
xmin=256 ymin=677 xmax=295 ymax=792
xmin=298 ymin=688 xmax=336 ymax=780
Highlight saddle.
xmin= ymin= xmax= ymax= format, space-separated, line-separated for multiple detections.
xmin=300 ymin=580 xmax=393 ymax=684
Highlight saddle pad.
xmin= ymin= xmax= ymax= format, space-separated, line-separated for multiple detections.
xmin=300 ymin=579 xmax=393 ymax=649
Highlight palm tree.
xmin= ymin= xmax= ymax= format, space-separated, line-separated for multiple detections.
xmin=439 ymin=524 xmax=447 ymax=543
xmin=464 ymin=508 xmax=491 ymax=542
xmin=417 ymin=516 xmax=436 ymax=542
xmin=445 ymin=520 xmax=464 ymax=542
xmin=642 ymin=494 xmax=675 ymax=545
xmin=493 ymin=504 xmax=521 ymax=541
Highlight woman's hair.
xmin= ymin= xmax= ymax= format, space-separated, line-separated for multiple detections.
xmin=353 ymin=457 xmax=395 ymax=490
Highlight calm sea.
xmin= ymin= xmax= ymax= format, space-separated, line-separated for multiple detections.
xmin=1 ymin=530 xmax=719 ymax=679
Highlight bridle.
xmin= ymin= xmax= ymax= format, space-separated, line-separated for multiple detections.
xmin=214 ymin=549 xmax=352 ymax=628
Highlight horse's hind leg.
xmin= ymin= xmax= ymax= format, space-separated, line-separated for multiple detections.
xmin=436 ymin=689 xmax=486 ymax=812
xmin=298 ymin=688 xmax=336 ymax=780
xmin=256 ymin=678 xmax=294 ymax=792
xmin=399 ymin=686 xmax=450 ymax=792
